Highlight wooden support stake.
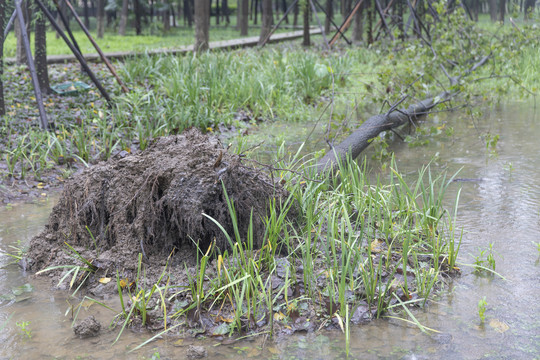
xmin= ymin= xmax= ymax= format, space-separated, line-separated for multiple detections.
xmin=61 ymin=0 xmax=129 ymax=93
xmin=312 ymin=0 xmax=351 ymax=45
xmin=259 ymin=0 xmax=299 ymax=48
xmin=3 ymin=10 xmax=16 ymax=41
xmin=329 ymin=0 xmax=365 ymax=46
xmin=309 ymin=0 xmax=330 ymax=50
xmin=34 ymin=0 xmax=113 ymax=105
xmin=14 ymin=0 xmax=49 ymax=130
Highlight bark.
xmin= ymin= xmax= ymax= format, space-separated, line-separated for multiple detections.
xmin=15 ymin=0 xmax=30 ymax=64
xmin=240 ymin=0 xmax=249 ymax=36
xmin=258 ymin=0 xmax=273 ymax=45
xmin=524 ymin=0 xmax=535 ymax=20
xmin=325 ymin=0 xmax=333 ymax=33
xmin=302 ymin=0 xmax=310 ymax=46
xmin=498 ymin=0 xmax=506 ymax=22
xmin=83 ymin=0 xmax=90 ymax=28
xmin=118 ymin=0 xmax=129 ymax=35
xmin=35 ymin=12 xmax=49 ymax=94
xmin=215 ymin=0 xmax=220 ymax=24
xmin=97 ymin=0 xmax=106 ymax=38
xmin=0 ymin=0 xmax=5 ymax=116
xmin=222 ymin=0 xmax=230 ymax=24
xmin=194 ymin=0 xmax=210 ymax=52
xmin=489 ymin=0 xmax=497 ymax=21
xmin=282 ymin=0 xmax=289 ymax=24
xmin=163 ymin=7 xmax=171 ymax=32
xmin=316 ymin=55 xmax=491 ymax=174
xmin=352 ymin=1 xmax=363 ymax=42
xmin=184 ymin=0 xmax=193 ymax=26
xmin=293 ymin=0 xmax=299 ymax=26
xmin=134 ymin=0 xmax=142 ymax=35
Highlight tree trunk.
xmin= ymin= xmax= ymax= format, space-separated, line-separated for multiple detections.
xmin=97 ymin=0 xmax=105 ymax=38
xmin=134 ymin=0 xmax=142 ymax=34
xmin=367 ymin=0 xmax=373 ymax=44
xmin=302 ymin=0 xmax=310 ymax=46
xmin=293 ymin=0 xmax=299 ymax=26
xmin=498 ymin=0 xmax=506 ymax=22
xmin=489 ymin=0 xmax=497 ymax=21
xmin=15 ymin=0 xmax=31 ymax=64
xmin=258 ymin=0 xmax=273 ymax=45
xmin=282 ymin=0 xmax=289 ymax=24
xmin=325 ymin=0 xmax=333 ymax=33
xmin=316 ymin=55 xmax=491 ymax=173
xmin=194 ymin=0 xmax=210 ymax=51
xmin=524 ymin=0 xmax=535 ymax=19
xmin=0 ymin=0 xmax=5 ymax=116
xmin=35 ymin=12 xmax=49 ymax=94
xmin=222 ymin=0 xmax=230 ymax=24
xmin=215 ymin=0 xmax=220 ymax=24
xmin=253 ymin=0 xmax=259 ymax=25
xmin=118 ymin=0 xmax=129 ymax=35
xmin=352 ymin=2 xmax=363 ymax=42
xmin=240 ymin=0 xmax=249 ymax=35
xmin=184 ymin=0 xmax=193 ymax=26
xmin=83 ymin=0 xmax=90 ymax=28
xmin=163 ymin=8 xmax=171 ymax=32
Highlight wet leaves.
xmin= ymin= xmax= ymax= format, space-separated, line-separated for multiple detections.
xmin=489 ymin=318 xmax=510 ymax=333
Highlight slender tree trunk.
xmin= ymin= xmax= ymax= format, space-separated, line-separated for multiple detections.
xmin=194 ymin=0 xmax=210 ymax=51
xmin=282 ymin=0 xmax=289 ymax=24
xmin=498 ymin=0 xmax=505 ymax=22
xmin=134 ymin=0 xmax=142 ymax=34
xmin=83 ymin=0 xmax=90 ymax=28
xmin=15 ymin=0 xmax=31 ymax=64
xmin=325 ymin=0 xmax=333 ymax=33
xmin=184 ymin=0 xmax=193 ymax=26
xmin=489 ymin=0 xmax=497 ymax=21
xmin=367 ymin=0 xmax=373 ymax=44
xmin=302 ymin=0 xmax=310 ymax=46
xmin=258 ymin=0 xmax=273 ymax=45
xmin=216 ymin=0 xmax=220 ymax=24
xmin=253 ymin=0 xmax=259 ymax=25
xmin=293 ymin=0 xmax=299 ymax=26
xmin=222 ymin=0 xmax=230 ymax=24
xmin=97 ymin=0 xmax=105 ymax=38
xmin=0 ymin=0 xmax=5 ymax=116
xmin=353 ymin=1 xmax=363 ymax=42
xmin=524 ymin=0 xmax=535 ymax=19
xmin=118 ymin=0 xmax=129 ymax=35
xmin=240 ymin=0 xmax=249 ymax=35
xmin=163 ymin=7 xmax=171 ymax=32
xmin=35 ymin=11 xmax=49 ymax=94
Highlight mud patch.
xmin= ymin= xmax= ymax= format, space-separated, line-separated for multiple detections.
xmin=26 ymin=129 xmax=288 ymax=286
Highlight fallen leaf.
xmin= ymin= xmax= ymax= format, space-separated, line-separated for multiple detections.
xmin=274 ymin=311 xmax=286 ymax=321
xmin=99 ymin=277 xmax=111 ymax=284
xmin=489 ymin=318 xmax=509 ymax=333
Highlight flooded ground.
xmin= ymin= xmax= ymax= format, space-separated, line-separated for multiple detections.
xmin=1 ymin=102 xmax=539 ymax=359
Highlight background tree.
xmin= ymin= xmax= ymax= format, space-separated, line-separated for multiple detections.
xmin=194 ymin=0 xmax=210 ymax=51
xmin=34 ymin=9 xmax=49 ymax=93
xmin=325 ymin=0 xmax=333 ymax=33
xmin=118 ymin=0 xmax=129 ymax=35
xmin=0 ymin=0 xmax=5 ymax=116
xmin=14 ymin=0 xmax=31 ymax=64
xmin=240 ymin=0 xmax=249 ymax=36
xmin=258 ymin=0 xmax=273 ymax=45
xmin=97 ymin=0 xmax=106 ymax=38
xmin=302 ymin=0 xmax=310 ymax=46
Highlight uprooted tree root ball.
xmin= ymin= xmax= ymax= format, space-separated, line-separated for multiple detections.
xmin=26 ymin=128 xmax=288 ymax=283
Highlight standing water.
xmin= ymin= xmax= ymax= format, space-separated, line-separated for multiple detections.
xmin=0 ymin=102 xmax=539 ymax=359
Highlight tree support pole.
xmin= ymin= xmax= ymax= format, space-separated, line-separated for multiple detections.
xmin=259 ymin=0 xmax=298 ymax=47
xmin=329 ymin=0 xmax=365 ymax=46
xmin=61 ymin=0 xmax=129 ymax=93
xmin=309 ymin=0 xmax=330 ymax=50
xmin=312 ymin=0 xmax=352 ymax=45
xmin=34 ymin=0 xmax=113 ymax=105
xmin=51 ymin=0 xmax=84 ymax=56
xmin=3 ymin=10 xmax=16 ymax=41
xmin=14 ymin=0 xmax=49 ymax=130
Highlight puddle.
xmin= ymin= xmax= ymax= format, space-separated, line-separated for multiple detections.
xmin=1 ymin=102 xmax=539 ymax=359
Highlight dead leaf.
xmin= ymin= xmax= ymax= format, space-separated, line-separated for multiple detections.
xmin=99 ymin=277 xmax=111 ymax=284
xmin=489 ymin=318 xmax=509 ymax=333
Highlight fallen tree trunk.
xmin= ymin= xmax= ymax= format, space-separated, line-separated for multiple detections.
xmin=316 ymin=54 xmax=491 ymax=173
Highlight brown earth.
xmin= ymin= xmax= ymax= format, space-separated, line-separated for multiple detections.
xmin=25 ymin=128 xmax=289 ymax=289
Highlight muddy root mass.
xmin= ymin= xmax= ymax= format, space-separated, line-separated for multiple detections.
xmin=27 ymin=129 xmax=286 ymax=278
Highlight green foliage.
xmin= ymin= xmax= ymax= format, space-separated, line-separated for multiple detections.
xmin=478 ymin=297 xmax=488 ymax=323
xmin=16 ymin=321 xmax=32 ymax=339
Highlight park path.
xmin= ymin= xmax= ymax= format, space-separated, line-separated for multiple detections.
xmin=6 ymin=29 xmax=323 ymax=65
